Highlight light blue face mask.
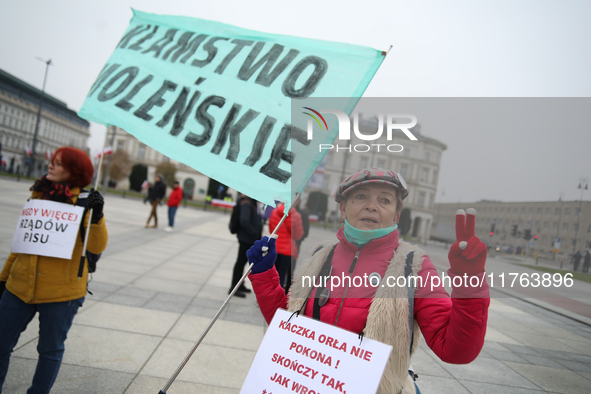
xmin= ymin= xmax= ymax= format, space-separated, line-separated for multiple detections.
xmin=344 ymin=219 xmax=398 ymax=247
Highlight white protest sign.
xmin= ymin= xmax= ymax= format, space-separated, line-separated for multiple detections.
xmin=11 ymin=200 xmax=84 ymax=260
xmin=241 ymin=309 xmax=392 ymax=394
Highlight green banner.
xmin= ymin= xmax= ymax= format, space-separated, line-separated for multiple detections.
xmin=79 ymin=9 xmax=384 ymax=209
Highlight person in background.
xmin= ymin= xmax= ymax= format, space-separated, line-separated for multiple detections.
xmin=145 ymin=173 xmax=166 ymax=228
xmin=583 ymin=250 xmax=591 ymax=274
xmin=295 ymin=200 xmax=311 ymax=252
xmin=165 ymin=181 xmax=183 ymax=232
xmin=0 ymin=147 xmax=108 ymax=394
xmin=247 ymin=167 xmax=489 ymax=394
xmin=229 ymin=193 xmax=262 ymax=298
xmin=572 ymin=251 xmax=582 ymax=272
xmin=269 ymin=203 xmax=304 ymax=294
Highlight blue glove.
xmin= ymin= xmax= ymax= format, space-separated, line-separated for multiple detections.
xmin=248 ymin=235 xmax=278 ymax=274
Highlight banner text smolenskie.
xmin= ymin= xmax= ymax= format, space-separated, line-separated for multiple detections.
xmin=86 ymin=23 xmax=329 ymax=183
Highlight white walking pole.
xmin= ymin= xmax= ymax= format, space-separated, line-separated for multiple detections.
xmin=158 ymin=192 xmax=301 ymax=394
xmin=77 ymin=126 xmax=109 ymax=279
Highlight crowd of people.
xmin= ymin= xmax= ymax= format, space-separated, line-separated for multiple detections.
xmin=572 ymin=250 xmax=591 ymax=273
xmin=0 ymin=154 xmax=501 ymax=393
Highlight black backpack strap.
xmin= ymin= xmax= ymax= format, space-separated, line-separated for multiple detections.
xmin=292 ymin=244 xmax=336 ymax=320
xmin=405 ymin=251 xmax=416 ymax=356
xmin=312 ymin=245 xmax=337 ymax=320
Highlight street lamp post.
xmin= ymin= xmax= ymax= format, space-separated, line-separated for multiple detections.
xmin=553 ymin=194 xmax=563 ymax=261
xmin=572 ymin=179 xmax=589 ymax=256
xmin=27 ymin=57 xmax=52 ymax=178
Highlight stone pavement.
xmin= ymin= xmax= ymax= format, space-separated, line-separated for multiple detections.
xmin=1 ymin=177 xmax=590 ymax=393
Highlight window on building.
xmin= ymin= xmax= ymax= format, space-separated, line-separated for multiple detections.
xmin=360 ymin=157 xmax=369 ymax=168
xmin=555 ymin=208 xmax=560 ymax=216
xmin=432 ymin=170 xmax=437 ymax=184
xmin=377 ymin=158 xmax=386 ymax=168
xmin=564 ymin=208 xmax=570 ymax=216
xmin=514 ymin=208 xmax=518 ymax=213
xmin=421 ymin=168 xmax=429 ymax=182
xmin=529 ymin=208 xmax=533 ymax=214
xmin=543 ymin=222 xmax=549 ymax=229
xmin=117 ymin=141 xmax=124 ymax=151
xmin=574 ymin=223 xmax=578 ymax=232
xmin=418 ymin=192 xmax=426 ymax=207
xmin=521 ymin=208 xmax=525 ymax=214
xmin=537 ymin=208 xmax=542 ymax=214
xmin=400 ymin=163 xmax=409 ymax=178
xmin=553 ymin=222 xmax=557 ymax=230
xmin=546 ymin=208 xmax=550 ymax=216
xmin=403 ymin=148 xmax=410 ymax=157
xmin=322 ymin=175 xmax=331 ymax=189
xmin=162 ymin=156 xmax=170 ymax=162
xmin=425 ymin=152 xmax=431 ymax=161
xmin=562 ymin=223 xmax=568 ymax=231
xmin=588 ymin=224 xmax=591 ymax=233
xmin=138 ymin=144 xmax=146 ymax=158
xmin=542 ymin=236 xmax=547 ymax=244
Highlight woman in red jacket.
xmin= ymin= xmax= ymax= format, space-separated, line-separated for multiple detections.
xmin=165 ymin=181 xmax=183 ymax=232
xmin=247 ymin=167 xmax=490 ymax=394
xmin=269 ymin=204 xmax=304 ymax=294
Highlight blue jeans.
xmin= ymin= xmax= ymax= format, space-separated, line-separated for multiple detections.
xmin=168 ymin=206 xmax=178 ymax=227
xmin=0 ymin=290 xmax=84 ymax=394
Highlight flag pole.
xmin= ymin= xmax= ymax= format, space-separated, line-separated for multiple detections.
xmin=158 ymin=192 xmax=301 ymax=394
xmin=77 ymin=126 xmax=109 ymax=279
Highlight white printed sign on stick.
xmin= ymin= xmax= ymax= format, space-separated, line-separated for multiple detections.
xmin=11 ymin=200 xmax=84 ymax=260
xmin=241 ymin=309 xmax=392 ymax=394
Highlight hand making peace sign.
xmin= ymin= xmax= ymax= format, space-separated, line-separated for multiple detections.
xmin=448 ymin=208 xmax=487 ymax=275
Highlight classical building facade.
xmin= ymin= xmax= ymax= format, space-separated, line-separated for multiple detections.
xmin=105 ymin=126 xmax=211 ymax=200
xmin=434 ymin=200 xmax=591 ymax=260
xmin=0 ymin=68 xmax=90 ymax=176
xmin=302 ymin=117 xmax=447 ymax=242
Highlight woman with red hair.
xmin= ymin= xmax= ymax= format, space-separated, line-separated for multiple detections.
xmin=0 ymin=147 xmax=108 ymax=393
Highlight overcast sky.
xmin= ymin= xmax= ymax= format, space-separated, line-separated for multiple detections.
xmin=1 ymin=0 xmax=590 ymax=203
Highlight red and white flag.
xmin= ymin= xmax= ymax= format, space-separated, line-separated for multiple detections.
xmin=96 ymin=146 xmax=113 ymax=159
xmin=1 ymin=157 xmax=6 ymax=166
xmin=25 ymin=146 xmax=32 ymax=156
xmin=45 ymin=149 xmax=52 ymax=160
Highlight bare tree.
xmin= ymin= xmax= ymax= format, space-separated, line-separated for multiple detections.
xmin=101 ymin=151 xmax=132 ymax=183
xmin=155 ymin=162 xmax=178 ymax=187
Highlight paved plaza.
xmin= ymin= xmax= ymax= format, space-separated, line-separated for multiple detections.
xmin=1 ymin=177 xmax=590 ymax=393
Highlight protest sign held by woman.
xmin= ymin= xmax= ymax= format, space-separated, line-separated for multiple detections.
xmin=247 ymin=167 xmax=490 ymax=394
xmin=0 ymin=147 xmax=108 ymax=394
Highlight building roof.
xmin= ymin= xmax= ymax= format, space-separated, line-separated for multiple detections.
xmin=0 ymin=68 xmax=90 ymax=128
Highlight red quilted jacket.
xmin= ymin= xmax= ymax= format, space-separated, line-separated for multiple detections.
xmin=269 ymin=204 xmax=304 ymax=258
xmin=250 ymin=228 xmax=489 ymax=364
xmin=167 ymin=187 xmax=183 ymax=207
